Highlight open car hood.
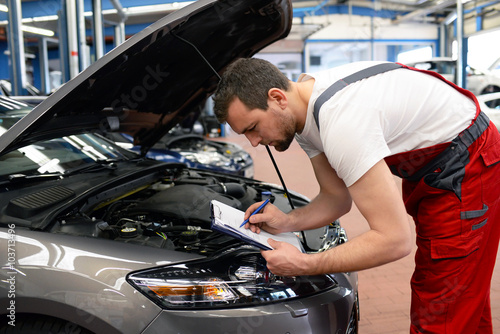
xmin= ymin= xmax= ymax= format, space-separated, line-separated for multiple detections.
xmin=0 ymin=0 xmax=292 ymax=155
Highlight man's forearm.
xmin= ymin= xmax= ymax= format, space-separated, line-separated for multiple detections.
xmin=286 ymin=191 xmax=352 ymax=232
xmin=288 ymin=219 xmax=412 ymax=275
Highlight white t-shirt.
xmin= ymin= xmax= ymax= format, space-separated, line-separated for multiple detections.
xmin=295 ymin=61 xmax=477 ymax=187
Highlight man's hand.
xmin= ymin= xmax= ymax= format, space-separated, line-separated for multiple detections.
xmin=243 ymin=202 xmax=290 ymax=234
xmin=261 ymin=239 xmax=309 ymax=276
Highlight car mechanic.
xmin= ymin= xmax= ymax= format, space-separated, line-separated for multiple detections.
xmin=212 ymin=57 xmax=500 ymax=333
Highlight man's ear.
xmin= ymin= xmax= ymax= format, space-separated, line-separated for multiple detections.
xmin=268 ymin=88 xmax=288 ymax=109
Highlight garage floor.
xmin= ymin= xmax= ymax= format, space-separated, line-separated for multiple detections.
xmin=215 ymin=131 xmax=500 ymax=334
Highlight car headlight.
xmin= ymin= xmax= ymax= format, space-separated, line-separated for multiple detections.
xmin=127 ymin=250 xmax=337 ymax=309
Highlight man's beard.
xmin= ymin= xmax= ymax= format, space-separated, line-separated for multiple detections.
xmin=272 ymin=109 xmax=296 ymax=152
xmin=273 ymin=134 xmax=294 ymax=152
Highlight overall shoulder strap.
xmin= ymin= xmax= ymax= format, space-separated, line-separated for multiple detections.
xmin=313 ymin=62 xmax=403 ymax=131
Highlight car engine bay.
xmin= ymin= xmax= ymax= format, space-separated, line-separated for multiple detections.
xmin=56 ymin=169 xmax=282 ymax=254
xmin=1 ymin=164 xmax=343 ymax=256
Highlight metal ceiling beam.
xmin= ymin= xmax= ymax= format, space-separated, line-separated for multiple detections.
xmin=293 ymin=0 xmax=330 ymax=15
xmin=92 ymin=0 xmax=104 ymax=60
xmin=77 ymin=0 xmax=89 ymax=71
xmin=392 ymin=0 xmax=457 ymax=23
xmin=63 ymin=0 xmax=79 ymax=79
xmin=109 ymin=0 xmax=127 ymax=47
xmin=456 ymin=0 xmax=466 ymax=88
xmin=6 ymin=0 xmax=25 ymax=95
xmin=38 ymin=37 xmax=58 ymax=94
xmin=109 ymin=0 xmax=128 ymax=22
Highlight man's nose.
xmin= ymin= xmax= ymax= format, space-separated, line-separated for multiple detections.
xmin=245 ymin=132 xmax=261 ymax=147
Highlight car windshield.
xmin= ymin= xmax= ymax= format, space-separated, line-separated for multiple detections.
xmin=411 ymin=61 xmax=456 ymax=75
xmin=484 ymin=97 xmax=500 ymax=109
xmin=0 ymin=115 xmax=135 ymax=178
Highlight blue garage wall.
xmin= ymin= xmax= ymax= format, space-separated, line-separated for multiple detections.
xmin=0 ymin=22 xmax=154 ymax=92
xmin=0 ymin=41 xmax=10 ymax=80
xmin=0 ymin=0 xmax=193 ymax=93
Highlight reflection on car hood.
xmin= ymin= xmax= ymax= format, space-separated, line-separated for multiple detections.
xmin=0 ymin=0 xmax=292 ymax=155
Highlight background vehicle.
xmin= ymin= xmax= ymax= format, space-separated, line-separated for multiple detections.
xmin=0 ymin=1 xmax=358 ymax=333
xmin=478 ymin=92 xmax=500 ymax=129
xmin=109 ymin=126 xmax=254 ymax=178
xmin=405 ymin=57 xmax=500 ymax=95
xmin=489 ymin=57 xmax=500 ymax=76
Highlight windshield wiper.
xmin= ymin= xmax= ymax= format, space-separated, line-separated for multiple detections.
xmin=63 ymin=159 xmax=120 ymax=176
xmin=0 ymin=173 xmax=64 ymax=186
xmin=0 ymin=160 xmax=121 ymax=186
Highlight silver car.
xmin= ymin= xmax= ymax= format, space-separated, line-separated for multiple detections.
xmin=0 ymin=1 xmax=358 ymax=333
xmin=478 ymin=92 xmax=500 ymax=129
xmin=405 ymin=57 xmax=500 ymax=95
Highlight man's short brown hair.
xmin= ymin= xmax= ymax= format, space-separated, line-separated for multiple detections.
xmin=213 ymin=58 xmax=290 ymax=123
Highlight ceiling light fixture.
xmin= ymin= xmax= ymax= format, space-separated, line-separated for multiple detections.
xmin=21 ymin=25 xmax=55 ymax=37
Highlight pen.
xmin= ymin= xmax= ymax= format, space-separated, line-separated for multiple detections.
xmin=240 ymin=199 xmax=270 ymax=228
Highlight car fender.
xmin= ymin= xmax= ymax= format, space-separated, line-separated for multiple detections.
xmin=0 ymin=228 xmax=203 ymax=333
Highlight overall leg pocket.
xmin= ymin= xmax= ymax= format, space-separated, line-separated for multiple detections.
xmin=410 ymin=232 xmax=485 ymax=334
xmin=430 ymin=232 xmax=482 ymax=260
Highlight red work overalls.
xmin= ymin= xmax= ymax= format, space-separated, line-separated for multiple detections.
xmin=313 ymin=63 xmax=500 ymax=333
xmin=385 ymin=67 xmax=500 ymax=334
